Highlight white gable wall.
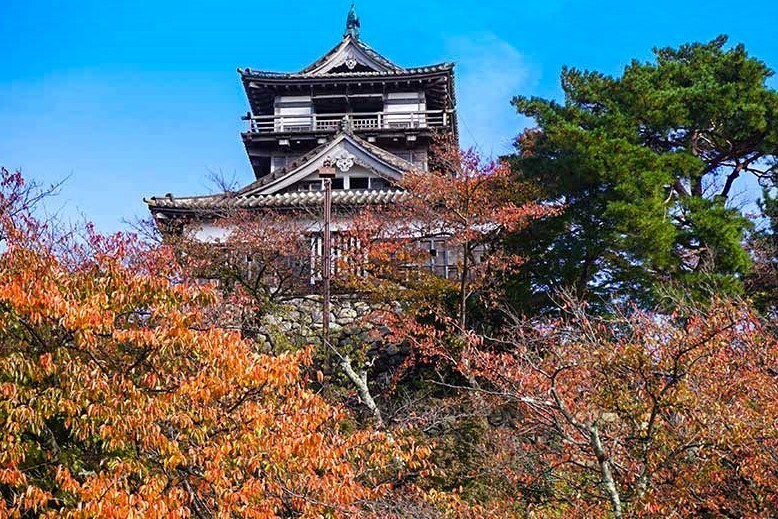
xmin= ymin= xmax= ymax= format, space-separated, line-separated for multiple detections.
xmin=304 ymin=38 xmax=399 ymax=75
xmin=248 ymin=134 xmax=407 ymax=196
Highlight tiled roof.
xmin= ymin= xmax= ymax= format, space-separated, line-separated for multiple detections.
xmin=146 ymin=189 xmax=407 ymax=212
xmin=239 ymin=62 xmax=454 ymax=81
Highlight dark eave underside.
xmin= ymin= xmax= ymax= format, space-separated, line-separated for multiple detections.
xmin=241 ymin=68 xmax=456 ymax=117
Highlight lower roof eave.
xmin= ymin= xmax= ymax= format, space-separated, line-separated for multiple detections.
xmin=146 ymin=189 xmax=408 ymax=219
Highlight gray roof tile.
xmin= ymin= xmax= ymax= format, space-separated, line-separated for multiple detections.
xmin=146 ymin=189 xmax=407 ymax=212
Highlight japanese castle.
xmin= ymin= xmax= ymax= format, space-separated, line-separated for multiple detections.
xmin=146 ymin=5 xmax=458 ymax=224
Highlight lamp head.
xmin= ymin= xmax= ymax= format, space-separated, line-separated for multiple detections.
xmin=318 ymin=160 xmax=336 ymax=179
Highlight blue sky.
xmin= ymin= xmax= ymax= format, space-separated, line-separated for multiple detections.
xmin=2 ymin=0 xmax=777 ymax=233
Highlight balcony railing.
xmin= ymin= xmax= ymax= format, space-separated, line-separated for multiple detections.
xmin=246 ymin=110 xmax=450 ymax=134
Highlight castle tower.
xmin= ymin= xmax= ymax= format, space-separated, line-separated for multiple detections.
xmin=147 ymin=6 xmax=457 ymax=224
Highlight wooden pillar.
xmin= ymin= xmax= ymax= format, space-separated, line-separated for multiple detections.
xmin=322 ymin=177 xmax=332 ymax=348
xmin=319 ymin=163 xmax=336 ymax=349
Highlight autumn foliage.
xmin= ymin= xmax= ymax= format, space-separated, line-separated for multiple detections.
xmin=346 ymin=137 xmax=556 ymax=329
xmin=344 ymin=142 xmax=778 ymax=516
xmin=3 ymin=134 xmax=778 ymax=519
xmin=389 ymin=292 xmax=778 ymax=517
xmin=0 ymin=168 xmax=418 ymax=518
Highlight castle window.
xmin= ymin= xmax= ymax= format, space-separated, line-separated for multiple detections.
xmin=370 ymin=177 xmax=389 ymax=190
xmin=350 ymin=177 xmax=369 ymax=190
xmin=297 ymin=181 xmax=322 ymax=191
xmin=384 ymin=92 xmax=426 ymax=128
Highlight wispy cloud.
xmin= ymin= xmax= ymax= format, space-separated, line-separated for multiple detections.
xmin=447 ymin=33 xmax=538 ymax=157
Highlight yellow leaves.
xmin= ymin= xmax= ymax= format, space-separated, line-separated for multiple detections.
xmin=161 ymin=450 xmax=186 ymax=471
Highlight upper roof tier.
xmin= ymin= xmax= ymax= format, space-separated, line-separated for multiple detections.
xmin=238 ymin=5 xmax=453 ymax=80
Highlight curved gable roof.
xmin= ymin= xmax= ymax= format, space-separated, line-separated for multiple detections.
xmin=299 ymin=35 xmax=404 ymax=76
xmin=237 ymin=130 xmax=414 ymax=196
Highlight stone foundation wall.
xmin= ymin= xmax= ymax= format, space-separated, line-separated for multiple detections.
xmin=258 ymin=295 xmax=376 ymax=346
xmin=257 ymin=295 xmax=407 ymax=384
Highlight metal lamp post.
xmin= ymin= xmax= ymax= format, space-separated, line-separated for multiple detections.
xmin=318 ymin=162 xmax=336 ymax=349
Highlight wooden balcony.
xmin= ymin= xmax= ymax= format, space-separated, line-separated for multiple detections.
xmin=245 ymin=110 xmax=451 ymax=134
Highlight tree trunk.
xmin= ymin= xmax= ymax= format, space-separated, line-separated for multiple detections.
xmin=459 ymin=241 xmax=469 ymax=331
xmin=340 ymin=356 xmax=384 ymax=427
xmin=589 ymin=424 xmax=623 ymax=518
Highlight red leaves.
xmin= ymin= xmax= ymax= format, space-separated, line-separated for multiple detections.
xmin=342 ymin=138 xmax=558 ymax=334
xmin=457 ymin=297 xmax=778 ymax=517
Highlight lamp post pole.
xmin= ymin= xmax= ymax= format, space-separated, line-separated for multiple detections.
xmin=319 ymin=163 xmax=336 ymax=349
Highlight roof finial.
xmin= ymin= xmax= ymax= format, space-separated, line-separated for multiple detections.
xmin=340 ymin=115 xmax=354 ymax=133
xmin=344 ymin=3 xmax=360 ymax=39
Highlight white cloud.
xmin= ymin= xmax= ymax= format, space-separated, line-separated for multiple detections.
xmin=447 ymin=32 xmax=538 ymax=157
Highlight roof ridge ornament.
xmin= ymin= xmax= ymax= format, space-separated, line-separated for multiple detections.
xmin=340 ymin=115 xmax=354 ymax=133
xmin=344 ymin=3 xmax=360 ymax=40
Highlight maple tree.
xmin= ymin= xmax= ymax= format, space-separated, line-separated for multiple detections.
xmin=346 ymin=137 xmax=555 ymax=329
xmin=446 ymin=295 xmax=778 ymax=517
xmin=332 ymin=142 xmax=562 ymax=512
xmin=311 ymin=139 xmax=554 ymax=439
xmin=0 ymin=167 xmax=428 ymax=518
xmin=400 ymin=137 xmax=554 ymax=330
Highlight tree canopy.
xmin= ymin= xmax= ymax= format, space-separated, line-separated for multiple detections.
xmin=0 ymin=168 xmax=423 ymax=518
xmin=509 ymin=35 xmax=778 ymax=313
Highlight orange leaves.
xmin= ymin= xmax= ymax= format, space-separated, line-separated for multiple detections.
xmin=54 ymin=466 xmax=80 ymax=494
xmin=0 ymin=468 xmax=25 ymax=487
xmin=0 ymin=170 xmax=406 ymax=517
xmin=17 ymin=485 xmax=51 ymax=514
